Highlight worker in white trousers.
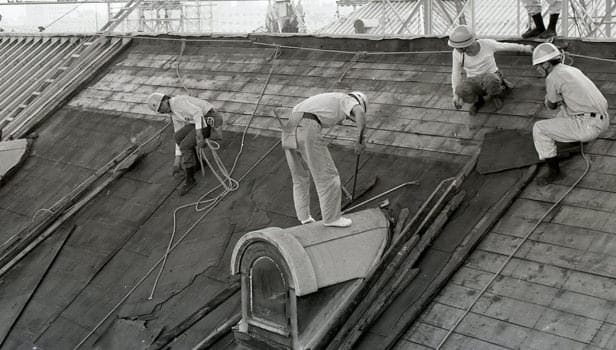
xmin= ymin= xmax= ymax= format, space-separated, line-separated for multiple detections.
xmin=522 ymin=0 xmax=561 ymax=39
xmin=281 ymin=92 xmax=367 ymax=227
xmin=147 ymin=93 xmax=223 ymax=196
xmin=532 ymin=43 xmax=609 ymax=185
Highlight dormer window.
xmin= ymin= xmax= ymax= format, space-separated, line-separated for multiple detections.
xmin=248 ymin=256 xmax=289 ymax=335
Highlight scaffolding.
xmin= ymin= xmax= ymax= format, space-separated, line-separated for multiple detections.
xmin=107 ymin=0 xmax=214 ymax=33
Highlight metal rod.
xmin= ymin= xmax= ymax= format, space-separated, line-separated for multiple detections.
xmin=343 ymin=180 xmax=418 ymax=213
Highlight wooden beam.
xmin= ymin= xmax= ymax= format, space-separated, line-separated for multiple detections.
xmin=148 ymin=282 xmax=241 ymax=350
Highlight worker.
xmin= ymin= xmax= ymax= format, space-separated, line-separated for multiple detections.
xmin=531 ymin=43 xmax=609 ymax=185
xmin=449 ymin=25 xmax=533 ymax=116
xmin=281 ymin=92 xmax=367 ymax=227
xmin=146 ymin=93 xmax=223 ymax=196
xmin=521 ymin=0 xmax=561 ymax=39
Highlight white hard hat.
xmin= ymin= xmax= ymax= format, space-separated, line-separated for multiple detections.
xmin=146 ymin=92 xmax=166 ymax=113
xmin=448 ymin=25 xmax=475 ymax=48
xmin=349 ymin=91 xmax=368 ymax=113
xmin=532 ymin=43 xmax=561 ymax=65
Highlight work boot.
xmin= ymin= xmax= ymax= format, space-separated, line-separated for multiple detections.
xmin=536 ymin=157 xmax=561 ymax=186
xmin=179 ymin=166 xmax=196 ymax=196
xmin=324 ymin=216 xmax=352 ymax=228
xmin=522 ymin=13 xmax=545 ymax=38
xmin=539 ymin=13 xmax=559 ymax=39
xmin=468 ymin=96 xmax=485 ymax=116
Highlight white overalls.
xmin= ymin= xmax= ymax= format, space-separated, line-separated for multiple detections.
xmin=533 ymin=64 xmax=609 ymax=159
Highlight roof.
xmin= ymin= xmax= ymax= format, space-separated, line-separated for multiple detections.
xmin=231 ymin=208 xmax=389 ymax=296
xmin=0 ymin=139 xmax=29 ymax=183
xmin=0 ymin=32 xmax=615 ymax=350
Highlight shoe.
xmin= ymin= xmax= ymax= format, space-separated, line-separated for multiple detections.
xmin=493 ymin=97 xmax=504 ymax=110
xmin=539 ymin=13 xmax=559 ymax=40
xmin=468 ymin=96 xmax=485 ymax=116
xmin=538 ymin=28 xmax=556 ymax=39
xmin=179 ymin=166 xmax=196 ymax=196
xmin=535 ymin=157 xmax=561 ymax=186
xmin=522 ymin=13 xmax=545 ymax=39
xmin=521 ymin=27 xmax=544 ymax=39
xmin=324 ymin=217 xmax=352 ymax=228
xmin=300 ymin=216 xmax=316 ymax=224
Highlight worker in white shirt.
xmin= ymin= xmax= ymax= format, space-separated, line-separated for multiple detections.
xmin=281 ymin=92 xmax=367 ymax=228
xmin=147 ymin=93 xmax=223 ymax=196
xmin=521 ymin=0 xmax=561 ymax=39
xmin=448 ymin=25 xmax=533 ymax=115
xmin=532 ymin=43 xmax=609 ymax=185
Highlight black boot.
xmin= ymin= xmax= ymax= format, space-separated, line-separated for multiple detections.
xmin=522 ymin=13 xmax=546 ymax=38
xmin=539 ymin=13 xmax=559 ymax=39
xmin=536 ymin=157 xmax=561 ymax=186
xmin=179 ymin=166 xmax=196 ymax=196
xmin=469 ymin=95 xmax=485 ymax=116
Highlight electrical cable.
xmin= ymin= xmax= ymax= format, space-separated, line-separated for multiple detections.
xmin=436 ymin=142 xmax=592 ymax=350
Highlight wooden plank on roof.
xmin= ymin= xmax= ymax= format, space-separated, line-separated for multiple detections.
xmin=520 ymin=183 xmax=616 ymax=212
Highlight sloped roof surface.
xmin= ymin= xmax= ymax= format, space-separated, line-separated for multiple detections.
xmin=0 ymin=32 xmax=615 ymax=350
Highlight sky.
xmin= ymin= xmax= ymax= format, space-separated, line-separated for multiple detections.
xmin=0 ymin=0 xmax=354 ymax=34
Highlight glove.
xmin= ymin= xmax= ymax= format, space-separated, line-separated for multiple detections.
xmin=354 ymin=141 xmax=366 ymax=155
xmin=453 ymin=96 xmax=463 ymax=110
xmin=172 ymin=155 xmax=182 ymax=176
xmin=196 ymin=131 xmax=206 ymax=149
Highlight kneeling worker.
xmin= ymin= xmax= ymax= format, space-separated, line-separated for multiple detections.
xmin=282 ymin=92 xmax=367 ymax=227
xmin=448 ymin=25 xmax=533 ymax=115
xmin=532 ymin=43 xmax=609 ymax=185
xmin=147 ymin=93 xmax=223 ymax=196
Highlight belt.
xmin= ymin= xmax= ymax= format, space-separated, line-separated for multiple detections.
xmin=576 ymin=112 xmax=604 ymax=120
xmin=302 ymin=112 xmax=321 ymax=126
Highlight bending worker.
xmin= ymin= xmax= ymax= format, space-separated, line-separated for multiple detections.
xmin=532 ymin=43 xmax=609 ymax=185
xmin=281 ymin=92 xmax=367 ymax=228
xmin=521 ymin=0 xmax=561 ymax=39
xmin=147 ymin=93 xmax=223 ymax=196
xmin=448 ymin=25 xmax=533 ymax=116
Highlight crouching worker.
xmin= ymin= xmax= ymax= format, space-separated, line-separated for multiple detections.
xmin=448 ymin=25 xmax=533 ymax=115
xmin=532 ymin=43 xmax=609 ymax=185
xmin=281 ymin=92 xmax=367 ymax=228
xmin=147 ymin=93 xmax=223 ymax=196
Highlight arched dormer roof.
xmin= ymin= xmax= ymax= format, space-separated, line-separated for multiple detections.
xmin=231 ymin=208 xmax=389 ymax=296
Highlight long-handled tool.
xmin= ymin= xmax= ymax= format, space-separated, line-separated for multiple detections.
xmin=351 ymin=153 xmax=360 ymax=201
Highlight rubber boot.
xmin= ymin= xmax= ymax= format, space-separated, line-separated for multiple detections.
xmin=522 ymin=13 xmax=545 ymax=38
xmin=536 ymin=157 xmax=561 ymax=186
xmin=468 ymin=95 xmax=485 ymax=116
xmin=539 ymin=13 xmax=559 ymax=39
xmin=179 ymin=166 xmax=196 ymax=196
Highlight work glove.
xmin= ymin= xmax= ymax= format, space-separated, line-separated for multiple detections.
xmin=172 ymin=155 xmax=182 ymax=176
xmin=196 ymin=131 xmax=206 ymax=149
xmin=354 ymin=141 xmax=366 ymax=155
xmin=453 ymin=96 xmax=463 ymax=110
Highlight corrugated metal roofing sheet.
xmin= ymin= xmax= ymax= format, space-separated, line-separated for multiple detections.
xmin=320 ymin=0 xmax=523 ymax=36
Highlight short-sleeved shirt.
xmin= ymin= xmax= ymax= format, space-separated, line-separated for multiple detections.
xmin=451 ymin=39 xmax=530 ymax=94
xmin=169 ymin=95 xmax=215 ymax=132
xmin=546 ymin=64 xmax=608 ymax=117
xmin=292 ymin=92 xmax=358 ymax=128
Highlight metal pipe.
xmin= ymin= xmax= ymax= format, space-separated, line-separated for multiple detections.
xmin=343 ymin=180 xmax=419 ymax=213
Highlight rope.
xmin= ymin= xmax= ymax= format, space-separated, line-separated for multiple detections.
xmin=146 ymin=45 xmax=280 ymax=300
xmin=436 ymin=143 xmax=592 ymax=350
